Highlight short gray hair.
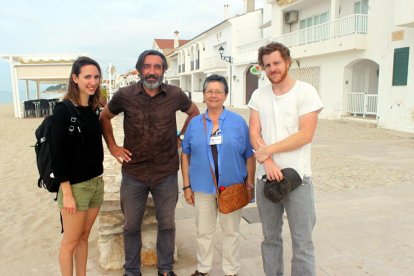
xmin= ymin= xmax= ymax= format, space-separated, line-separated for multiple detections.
xmin=202 ymin=74 xmax=229 ymax=95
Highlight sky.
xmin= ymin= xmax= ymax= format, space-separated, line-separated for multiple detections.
xmin=0 ymin=0 xmax=264 ymax=99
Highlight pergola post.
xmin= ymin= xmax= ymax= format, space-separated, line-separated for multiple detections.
xmin=36 ymin=80 xmax=40 ymax=99
xmin=9 ymin=56 xmax=19 ymax=117
xmin=11 ymin=63 xmax=22 ymax=118
xmin=25 ymin=80 xmax=30 ymax=101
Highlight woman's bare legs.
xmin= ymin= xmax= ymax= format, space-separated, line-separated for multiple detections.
xmin=59 ymin=207 xmax=100 ymax=276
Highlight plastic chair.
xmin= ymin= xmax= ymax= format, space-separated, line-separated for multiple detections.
xmin=48 ymin=98 xmax=59 ymax=114
xmin=39 ymin=99 xmax=50 ymax=116
xmin=24 ymin=100 xmax=35 ymax=117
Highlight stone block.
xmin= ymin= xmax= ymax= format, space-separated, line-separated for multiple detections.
xmin=98 ymin=210 xmax=124 ymax=236
xmin=141 ymin=249 xmax=158 ymax=266
xmin=98 ymin=234 xmax=124 ymax=270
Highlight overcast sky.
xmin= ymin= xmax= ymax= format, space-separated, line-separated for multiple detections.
xmin=0 ymin=0 xmax=264 ymax=94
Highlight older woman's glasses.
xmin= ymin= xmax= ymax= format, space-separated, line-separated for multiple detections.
xmin=205 ymin=90 xmax=225 ymax=95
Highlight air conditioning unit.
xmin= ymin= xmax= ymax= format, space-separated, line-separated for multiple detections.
xmin=284 ymin=10 xmax=299 ymax=24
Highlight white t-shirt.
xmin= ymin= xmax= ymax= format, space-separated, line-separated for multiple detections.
xmin=248 ymin=80 xmax=323 ymax=179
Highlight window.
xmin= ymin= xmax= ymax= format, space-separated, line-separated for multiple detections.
xmin=354 ymin=0 xmax=369 ymax=14
xmin=392 ymin=47 xmax=409 ymax=86
xmin=299 ymin=12 xmax=329 ymax=43
xmin=299 ymin=12 xmax=329 ymax=29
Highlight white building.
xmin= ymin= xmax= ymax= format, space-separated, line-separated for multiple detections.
xmin=164 ymin=0 xmax=413 ymax=133
xmin=165 ymin=1 xmax=262 ymax=105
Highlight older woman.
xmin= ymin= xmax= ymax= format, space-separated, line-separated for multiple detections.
xmin=181 ymin=74 xmax=255 ymax=276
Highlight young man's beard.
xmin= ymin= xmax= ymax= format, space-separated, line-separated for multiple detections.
xmin=269 ymin=69 xmax=288 ymax=84
xmin=141 ymin=74 xmax=163 ymax=89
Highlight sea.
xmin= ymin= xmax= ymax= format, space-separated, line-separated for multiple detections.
xmin=0 ymin=85 xmax=62 ymax=104
xmin=1 ymin=62 xmax=66 ymax=104
xmin=0 ymin=62 xmax=57 ymax=104
xmin=0 ymin=90 xmax=12 ymax=104
xmin=0 ymin=88 xmax=58 ymax=104
xmin=0 ymin=62 xmax=12 ymax=103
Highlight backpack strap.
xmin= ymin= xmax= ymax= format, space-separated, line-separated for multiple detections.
xmin=58 ymin=100 xmax=82 ymax=134
xmin=60 ymin=99 xmax=81 ymax=117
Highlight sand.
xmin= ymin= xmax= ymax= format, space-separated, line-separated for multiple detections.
xmin=0 ymin=104 xmax=115 ymax=275
xmin=1 ymin=102 xmax=413 ymax=275
xmin=0 ymin=104 xmax=62 ymax=274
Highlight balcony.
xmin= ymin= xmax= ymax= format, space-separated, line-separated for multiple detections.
xmin=236 ymin=14 xmax=368 ymax=62
xmin=274 ymin=14 xmax=368 ymax=58
xmin=277 ymin=14 xmax=367 ymax=46
xmin=236 ymin=37 xmax=271 ymax=64
xmin=203 ymin=56 xmax=229 ymax=72
xmin=165 ymin=67 xmax=179 ymax=79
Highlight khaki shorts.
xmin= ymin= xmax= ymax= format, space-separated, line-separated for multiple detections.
xmin=58 ymin=176 xmax=104 ymax=211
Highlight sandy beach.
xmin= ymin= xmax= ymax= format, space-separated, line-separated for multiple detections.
xmin=0 ymin=104 xmax=111 ymax=275
xmin=1 ymin=102 xmax=413 ymax=275
xmin=0 ymin=104 xmax=62 ymax=275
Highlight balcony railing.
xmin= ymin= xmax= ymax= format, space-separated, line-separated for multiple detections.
xmin=166 ymin=67 xmax=179 ymax=78
xmin=238 ymin=37 xmax=271 ymax=55
xmin=203 ymin=56 xmax=229 ymax=70
xmin=275 ymin=14 xmax=368 ymax=48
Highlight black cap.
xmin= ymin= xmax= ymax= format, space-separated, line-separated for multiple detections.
xmin=263 ymin=168 xmax=302 ymax=203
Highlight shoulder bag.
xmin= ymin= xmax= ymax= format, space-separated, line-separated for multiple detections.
xmin=202 ymin=115 xmax=249 ymax=214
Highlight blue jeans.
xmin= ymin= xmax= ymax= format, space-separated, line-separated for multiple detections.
xmin=256 ymin=176 xmax=316 ymax=276
xmin=121 ymin=172 xmax=178 ymax=275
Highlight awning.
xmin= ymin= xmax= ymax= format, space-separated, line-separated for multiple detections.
xmin=1 ymin=54 xmax=86 ymax=118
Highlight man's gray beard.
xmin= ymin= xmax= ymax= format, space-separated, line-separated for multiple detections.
xmin=142 ymin=76 xmax=163 ymax=89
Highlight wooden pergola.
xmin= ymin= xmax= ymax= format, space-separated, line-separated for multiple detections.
xmin=1 ymin=55 xmax=83 ymax=118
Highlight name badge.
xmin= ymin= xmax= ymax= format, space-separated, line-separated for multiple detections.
xmin=209 ymin=135 xmax=223 ymax=145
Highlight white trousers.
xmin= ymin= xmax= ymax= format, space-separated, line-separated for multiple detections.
xmin=194 ymin=192 xmax=242 ymax=275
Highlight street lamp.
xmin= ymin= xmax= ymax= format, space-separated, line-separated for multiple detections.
xmin=218 ymin=46 xmax=233 ymax=106
xmin=218 ymin=46 xmax=232 ymax=63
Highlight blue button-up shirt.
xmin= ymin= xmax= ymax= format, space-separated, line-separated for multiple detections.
xmin=182 ymin=109 xmax=253 ymax=194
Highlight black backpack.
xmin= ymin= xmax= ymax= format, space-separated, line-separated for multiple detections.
xmin=35 ymin=100 xmax=82 ymax=195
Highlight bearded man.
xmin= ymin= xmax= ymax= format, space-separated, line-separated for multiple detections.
xmin=248 ymin=42 xmax=323 ymax=276
xmin=100 ymin=50 xmax=199 ymax=276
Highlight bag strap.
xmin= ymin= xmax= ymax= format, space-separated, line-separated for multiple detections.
xmin=60 ymin=99 xmax=82 ymax=133
xmin=60 ymin=99 xmax=81 ymax=118
xmin=202 ymin=114 xmax=220 ymax=198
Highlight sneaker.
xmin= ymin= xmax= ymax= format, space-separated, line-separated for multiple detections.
xmin=158 ymin=271 xmax=177 ymax=276
xmin=191 ymin=271 xmax=208 ymax=276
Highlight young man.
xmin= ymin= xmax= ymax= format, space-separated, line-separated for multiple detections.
xmin=248 ymin=42 xmax=323 ymax=276
xmin=100 ymin=50 xmax=199 ymax=276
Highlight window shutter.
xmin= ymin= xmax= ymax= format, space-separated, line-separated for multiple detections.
xmin=392 ymin=47 xmax=409 ymax=86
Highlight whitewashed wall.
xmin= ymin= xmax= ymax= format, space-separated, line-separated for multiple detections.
xmin=262 ymin=0 xmax=414 ymax=132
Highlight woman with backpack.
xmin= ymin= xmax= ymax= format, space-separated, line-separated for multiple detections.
xmin=51 ymin=56 xmax=104 ymax=276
